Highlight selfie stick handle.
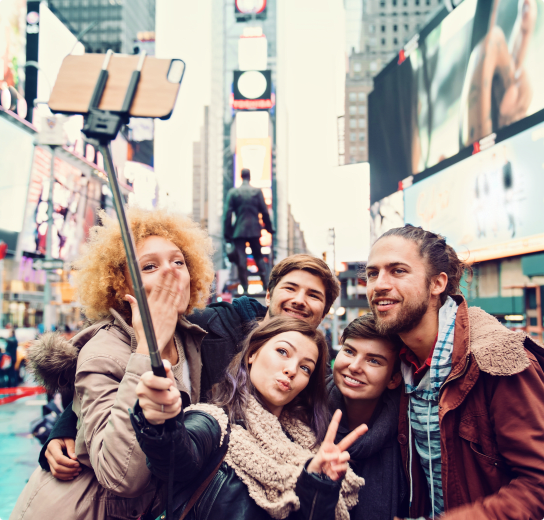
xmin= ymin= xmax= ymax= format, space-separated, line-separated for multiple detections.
xmin=83 ymin=50 xmax=166 ymax=379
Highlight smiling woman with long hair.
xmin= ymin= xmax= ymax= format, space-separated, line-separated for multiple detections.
xmin=133 ymin=317 xmax=367 ymax=520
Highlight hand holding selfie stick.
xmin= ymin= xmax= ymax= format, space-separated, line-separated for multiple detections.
xmin=81 ymin=50 xmax=166 ymax=377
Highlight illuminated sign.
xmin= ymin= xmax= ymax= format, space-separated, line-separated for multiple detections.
xmin=232 ymin=70 xmax=273 ymax=110
xmin=235 ymin=0 xmax=267 ymax=21
xmin=404 ymin=121 xmax=544 ymax=263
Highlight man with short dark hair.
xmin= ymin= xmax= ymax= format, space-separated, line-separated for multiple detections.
xmin=38 ymin=254 xmax=341 ymax=479
xmin=366 ymin=225 xmax=544 ymax=520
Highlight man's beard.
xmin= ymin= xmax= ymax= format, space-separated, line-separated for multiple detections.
xmin=371 ymin=292 xmax=430 ymax=335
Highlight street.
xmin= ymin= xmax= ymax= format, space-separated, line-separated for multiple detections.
xmin=0 ymin=393 xmax=46 ymax=520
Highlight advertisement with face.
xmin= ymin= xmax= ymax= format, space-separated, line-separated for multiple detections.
xmin=404 ymin=121 xmax=544 ymax=262
xmin=369 ymin=0 xmax=544 ymax=204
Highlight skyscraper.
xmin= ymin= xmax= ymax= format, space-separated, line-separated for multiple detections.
xmin=48 ymin=0 xmax=154 ymax=54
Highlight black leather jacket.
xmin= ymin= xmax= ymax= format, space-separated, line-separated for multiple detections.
xmin=131 ymin=406 xmax=342 ymax=520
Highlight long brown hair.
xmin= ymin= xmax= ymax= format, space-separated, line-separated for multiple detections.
xmin=210 ymin=317 xmax=330 ymax=445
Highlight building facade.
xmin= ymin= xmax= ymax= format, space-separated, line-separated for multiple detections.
xmin=48 ymin=0 xmax=155 ymax=54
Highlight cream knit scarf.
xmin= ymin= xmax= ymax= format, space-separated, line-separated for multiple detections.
xmin=185 ymin=397 xmax=364 ymax=520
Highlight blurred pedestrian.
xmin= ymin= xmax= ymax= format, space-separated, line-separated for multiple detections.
xmin=5 ymin=326 xmax=18 ymax=387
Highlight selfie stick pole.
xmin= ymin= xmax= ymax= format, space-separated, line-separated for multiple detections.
xmin=82 ymin=50 xmax=166 ymax=378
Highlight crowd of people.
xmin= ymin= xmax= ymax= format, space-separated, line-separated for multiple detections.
xmin=8 ymin=206 xmax=544 ymax=520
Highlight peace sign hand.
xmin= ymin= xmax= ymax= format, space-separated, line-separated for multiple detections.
xmin=307 ymin=410 xmax=368 ymax=481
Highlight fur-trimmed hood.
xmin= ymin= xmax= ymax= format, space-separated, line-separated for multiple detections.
xmin=468 ymin=305 xmax=543 ymax=376
xmin=27 ymin=317 xmax=114 ymax=396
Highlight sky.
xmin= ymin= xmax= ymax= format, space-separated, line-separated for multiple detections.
xmin=154 ymin=0 xmax=370 ymax=263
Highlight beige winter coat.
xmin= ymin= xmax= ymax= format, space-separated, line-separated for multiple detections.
xmin=10 ymin=310 xmax=206 ymax=520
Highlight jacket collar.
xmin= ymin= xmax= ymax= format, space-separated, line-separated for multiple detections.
xmin=450 ymin=295 xmax=533 ymax=377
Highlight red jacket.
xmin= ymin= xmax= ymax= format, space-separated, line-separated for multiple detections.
xmin=398 ymin=296 xmax=544 ymax=519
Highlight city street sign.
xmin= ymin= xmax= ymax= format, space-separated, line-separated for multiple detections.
xmin=46 ymin=272 xmax=61 ymax=282
xmin=32 ymin=258 xmax=64 ymax=271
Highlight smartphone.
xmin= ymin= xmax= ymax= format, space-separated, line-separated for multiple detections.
xmin=48 ymin=54 xmax=185 ymax=119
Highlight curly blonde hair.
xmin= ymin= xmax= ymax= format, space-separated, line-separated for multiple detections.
xmin=73 ymin=207 xmax=215 ymax=322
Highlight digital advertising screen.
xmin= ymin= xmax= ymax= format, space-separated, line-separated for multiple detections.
xmin=369 ymin=0 xmax=544 ymax=203
xmin=404 ymin=120 xmax=544 ymax=262
xmin=19 ymin=147 xmax=89 ymax=261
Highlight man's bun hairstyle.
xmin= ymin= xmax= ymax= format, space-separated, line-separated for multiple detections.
xmin=377 ymin=224 xmax=472 ymax=305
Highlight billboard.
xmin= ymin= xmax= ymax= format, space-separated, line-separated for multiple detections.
xmin=232 ymin=70 xmax=273 ymax=110
xmin=235 ymin=0 xmax=267 ymax=22
xmin=19 ymin=147 xmax=88 ymax=261
xmin=404 ymin=120 xmax=544 ymax=262
xmin=370 ymin=191 xmax=404 ymax=245
xmin=0 ymin=0 xmax=26 ymax=93
xmin=369 ymin=0 xmax=544 ymax=203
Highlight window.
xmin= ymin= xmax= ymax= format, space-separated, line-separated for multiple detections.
xmin=380 ymin=0 xmax=385 ymax=6
xmin=358 ymin=92 xmax=366 ymax=101
xmin=358 ymin=105 xmax=366 ymax=115
xmin=350 ymin=119 xmax=357 ymax=129
xmin=426 ymin=0 xmax=430 ymax=4
xmin=392 ymin=0 xmax=397 ymax=5
xmin=359 ymin=132 xmax=366 ymax=141
xmin=381 ymin=38 xmax=386 ymax=45
xmin=369 ymin=24 xmax=375 ymax=34
xmin=394 ymin=37 xmax=398 ymax=45
xmin=415 ymin=0 xmax=420 ymax=5
xmin=405 ymin=23 xmax=409 ymax=31
xmin=393 ymin=24 xmax=398 ymax=31
xmin=403 ymin=0 xmax=408 ymax=6
xmin=353 ymin=62 xmax=362 ymax=72
xmin=350 ymin=146 xmax=357 ymax=154
xmin=381 ymin=25 xmax=386 ymax=32
xmin=349 ymin=92 xmax=357 ymax=102
xmin=359 ymin=146 xmax=366 ymax=153
xmin=349 ymin=106 xmax=357 ymax=115
xmin=358 ymin=119 xmax=366 ymax=128
xmin=350 ymin=133 xmax=356 ymax=142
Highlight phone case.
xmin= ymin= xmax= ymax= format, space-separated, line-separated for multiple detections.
xmin=48 ymin=54 xmax=184 ymax=119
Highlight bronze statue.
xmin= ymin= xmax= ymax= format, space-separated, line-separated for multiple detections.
xmin=224 ymin=168 xmax=274 ymax=293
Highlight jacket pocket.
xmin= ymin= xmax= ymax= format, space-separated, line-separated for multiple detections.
xmin=458 ymin=414 xmax=505 ymax=469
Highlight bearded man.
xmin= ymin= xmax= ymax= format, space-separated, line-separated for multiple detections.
xmin=365 ymin=225 xmax=544 ymax=520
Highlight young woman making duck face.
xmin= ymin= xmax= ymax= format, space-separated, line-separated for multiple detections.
xmin=133 ymin=317 xmax=368 ymax=520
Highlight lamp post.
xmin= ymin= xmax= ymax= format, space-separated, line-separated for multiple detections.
xmin=329 ymin=228 xmax=339 ymax=348
xmin=0 ymin=240 xmax=7 ymax=329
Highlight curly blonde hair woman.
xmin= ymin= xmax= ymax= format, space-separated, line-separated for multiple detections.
xmin=75 ymin=206 xmax=214 ymax=321
xmin=13 ymin=207 xmax=216 ymax=520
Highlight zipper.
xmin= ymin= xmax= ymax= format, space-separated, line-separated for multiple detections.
xmin=308 ymin=491 xmax=318 ymax=520
xmin=436 ymin=352 xmax=470 ymax=513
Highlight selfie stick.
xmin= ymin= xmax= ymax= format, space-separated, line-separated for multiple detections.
xmin=82 ymin=50 xmax=166 ymax=378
